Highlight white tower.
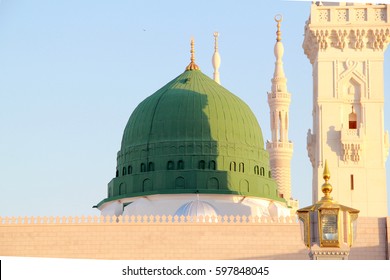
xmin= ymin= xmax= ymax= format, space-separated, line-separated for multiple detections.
xmin=303 ymin=2 xmax=390 ymax=216
xmin=266 ymin=15 xmax=294 ymax=206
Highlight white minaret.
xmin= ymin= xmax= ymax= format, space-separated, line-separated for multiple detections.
xmin=266 ymin=15 xmax=294 ymax=206
xmin=212 ymin=32 xmax=221 ymax=84
xmin=303 ymin=2 xmax=390 ymax=216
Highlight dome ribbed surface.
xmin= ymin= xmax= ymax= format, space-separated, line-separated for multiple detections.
xmin=174 ymin=199 xmax=219 ymax=217
xmin=121 ymin=70 xmax=264 ymax=149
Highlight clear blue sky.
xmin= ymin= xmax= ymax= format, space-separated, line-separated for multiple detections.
xmin=0 ymin=0 xmax=389 ymax=217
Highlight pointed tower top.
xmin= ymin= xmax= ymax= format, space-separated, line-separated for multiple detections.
xmin=274 ymin=14 xmax=283 ymax=42
xmin=212 ymin=32 xmax=221 ymax=84
xmin=186 ymin=38 xmax=200 ymax=71
xmin=272 ymin=14 xmax=286 ymax=85
xmin=321 ymin=160 xmax=333 ymax=200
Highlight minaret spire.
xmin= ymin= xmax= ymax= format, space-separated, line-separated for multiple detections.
xmin=186 ymin=37 xmax=200 ymax=71
xmin=266 ymin=15 xmax=295 ymax=210
xmin=212 ymin=32 xmax=221 ymax=84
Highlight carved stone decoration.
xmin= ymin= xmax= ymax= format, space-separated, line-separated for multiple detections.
xmin=335 ymin=29 xmax=348 ymax=50
xmin=375 ymin=8 xmax=387 ymax=22
xmin=354 ymin=29 xmax=366 ymax=50
xmin=372 ymin=29 xmax=390 ymax=50
xmin=355 ymin=9 xmax=367 ymax=22
xmin=316 ymin=30 xmax=329 ymax=50
xmin=342 ymin=143 xmax=362 ymax=163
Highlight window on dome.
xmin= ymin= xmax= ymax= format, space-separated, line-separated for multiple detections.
xmin=148 ymin=162 xmax=154 ymax=172
xmin=167 ymin=161 xmax=174 ymax=170
xmin=230 ymin=161 xmax=236 ymax=171
xmin=122 ymin=167 xmax=126 ymax=176
xmin=141 ymin=163 xmax=146 ymax=172
xmin=128 ymin=165 xmax=132 ymax=174
xmin=178 ymin=160 xmax=184 ymax=170
xmin=260 ymin=167 xmax=265 ymax=176
xmin=254 ymin=166 xmax=259 ymax=175
xmin=199 ymin=160 xmax=205 ymax=169
xmin=239 ymin=162 xmax=244 ymax=173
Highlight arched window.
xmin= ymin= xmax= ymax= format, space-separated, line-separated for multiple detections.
xmin=199 ymin=160 xmax=205 ymax=169
xmin=209 ymin=160 xmax=216 ymax=170
xmin=268 ymin=171 xmax=272 ymax=178
xmin=230 ymin=161 xmax=236 ymax=171
xmin=122 ymin=167 xmax=127 ymax=176
xmin=128 ymin=165 xmax=132 ymax=174
xmin=141 ymin=163 xmax=146 ymax=172
xmin=260 ymin=167 xmax=265 ymax=176
xmin=349 ymin=108 xmax=357 ymax=129
xmin=115 ymin=170 xmax=119 ymax=178
xmin=148 ymin=162 xmax=154 ymax=172
xmin=254 ymin=166 xmax=259 ymax=175
xmin=239 ymin=162 xmax=244 ymax=173
xmin=177 ymin=160 xmax=184 ymax=170
xmin=167 ymin=161 xmax=174 ymax=170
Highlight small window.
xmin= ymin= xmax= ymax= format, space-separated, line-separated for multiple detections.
xmin=351 ymin=174 xmax=354 ymax=190
xmin=209 ymin=160 xmax=216 ymax=170
xmin=230 ymin=161 xmax=236 ymax=171
xmin=122 ymin=167 xmax=127 ymax=176
xmin=199 ymin=160 xmax=205 ymax=169
xmin=167 ymin=161 xmax=174 ymax=170
xmin=254 ymin=165 xmax=259 ymax=175
xmin=268 ymin=171 xmax=272 ymax=178
xmin=115 ymin=170 xmax=119 ymax=178
xmin=141 ymin=163 xmax=146 ymax=172
xmin=239 ymin=162 xmax=244 ymax=173
xmin=148 ymin=162 xmax=154 ymax=172
xmin=349 ymin=107 xmax=357 ymax=129
xmin=128 ymin=165 xmax=132 ymax=174
xmin=178 ymin=160 xmax=184 ymax=170
xmin=260 ymin=167 xmax=265 ymax=176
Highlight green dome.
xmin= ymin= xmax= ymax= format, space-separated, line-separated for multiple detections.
xmin=122 ymin=69 xmax=264 ymax=149
xmin=97 ymin=69 xmax=285 ymax=207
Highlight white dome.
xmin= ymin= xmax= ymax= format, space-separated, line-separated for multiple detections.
xmin=175 ymin=200 xmax=219 ymax=217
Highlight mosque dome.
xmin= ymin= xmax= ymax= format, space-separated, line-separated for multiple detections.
xmin=96 ymin=46 xmax=286 ymax=211
xmin=174 ymin=199 xmax=219 ymax=218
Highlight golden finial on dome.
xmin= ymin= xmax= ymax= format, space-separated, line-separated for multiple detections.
xmin=186 ymin=37 xmax=200 ymax=71
xmin=321 ymin=160 xmax=333 ymax=200
xmin=274 ymin=14 xmax=283 ymax=42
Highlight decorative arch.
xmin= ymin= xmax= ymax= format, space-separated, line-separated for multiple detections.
xmin=177 ymin=160 xmax=184 ymax=170
xmin=119 ymin=182 xmax=126 ymax=195
xmin=167 ymin=161 xmax=174 ymax=170
xmin=175 ymin=177 xmax=185 ymax=189
xmin=209 ymin=160 xmax=216 ymax=170
xmin=142 ymin=179 xmax=152 ymax=192
xmin=207 ymin=177 xmax=219 ymax=190
xmin=239 ymin=179 xmax=249 ymax=193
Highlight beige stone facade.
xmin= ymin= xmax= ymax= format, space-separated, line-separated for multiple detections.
xmin=304 ymin=3 xmax=390 ymax=217
xmin=0 ymin=216 xmax=388 ymax=260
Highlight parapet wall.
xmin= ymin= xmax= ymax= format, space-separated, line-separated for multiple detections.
xmin=0 ymin=216 xmax=388 ymax=260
